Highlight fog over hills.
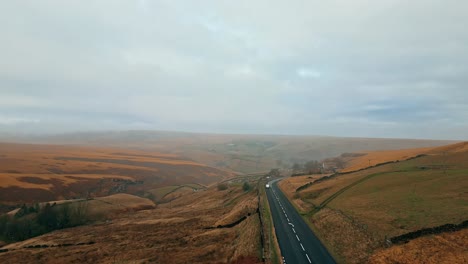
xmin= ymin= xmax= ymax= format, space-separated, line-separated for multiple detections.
xmin=1 ymin=130 xmax=456 ymax=174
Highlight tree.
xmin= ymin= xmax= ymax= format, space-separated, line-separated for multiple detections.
xmin=34 ymin=203 xmax=40 ymax=213
xmin=275 ymin=160 xmax=284 ymax=168
xmin=334 ymin=159 xmax=346 ymax=169
xmin=292 ymin=163 xmax=305 ymax=175
xmin=0 ymin=215 xmax=8 ymax=240
xmin=69 ymin=201 xmax=89 ymax=226
xmin=304 ymin=160 xmax=321 ymax=174
xmin=57 ymin=203 xmax=70 ymax=228
xmin=242 ymin=182 xmax=251 ymax=192
xmin=14 ymin=204 xmax=28 ymax=218
xmin=267 ymin=168 xmax=280 ymax=177
xmin=37 ymin=203 xmax=58 ymax=231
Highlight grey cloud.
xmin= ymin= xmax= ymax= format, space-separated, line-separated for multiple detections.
xmin=0 ymin=0 xmax=467 ymax=139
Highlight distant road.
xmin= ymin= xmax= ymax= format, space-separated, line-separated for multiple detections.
xmin=266 ymin=179 xmax=336 ymax=264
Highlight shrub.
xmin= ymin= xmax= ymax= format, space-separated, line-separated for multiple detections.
xmin=217 ymin=183 xmax=228 ymax=191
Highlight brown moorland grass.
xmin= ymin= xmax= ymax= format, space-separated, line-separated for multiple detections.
xmin=0 ymin=142 xmax=234 ymax=205
xmin=278 ymin=174 xmax=330 ymax=212
xmin=0 ymin=185 xmax=262 ymax=264
xmin=294 ymin=165 xmax=394 ymax=206
xmin=340 ymin=147 xmax=434 ymax=173
xmin=279 ymin=142 xmax=468 ymax=263
xmin=7 ymin=193 xmax=155 ymax=221
xmin=338 ymin=141 xmax=468 ymax=173
xmin=0 ymin=173 xmax=134 ymax=190
xmin=20 ymin=131 xmax=455 ymax=174
xmin=368 ymin=228 xmax=468 ymax=264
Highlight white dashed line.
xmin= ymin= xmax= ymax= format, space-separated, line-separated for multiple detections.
xmin=271 ymin=185 xmax=311 ymax=263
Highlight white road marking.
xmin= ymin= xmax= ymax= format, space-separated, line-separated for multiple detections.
xmin=271 ymin=185 xmax=313 ymax=263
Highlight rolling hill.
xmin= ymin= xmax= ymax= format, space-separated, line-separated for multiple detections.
xmin=0 ymin=142 xmax=234 ymax=208
xmin=0 ymin=183 xmax=262 ymax=264
xmin=279 ymin=142 xmax=468 ymax=263
xmin=2 ymin=131 xmax=457 ymax=174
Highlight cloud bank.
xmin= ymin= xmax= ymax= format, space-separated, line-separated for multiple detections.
xmin=0 ymin=0 xmax=467 ymax=139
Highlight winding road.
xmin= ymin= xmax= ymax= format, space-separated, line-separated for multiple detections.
xmin=266 ymin=179 xmax=336 ymax=264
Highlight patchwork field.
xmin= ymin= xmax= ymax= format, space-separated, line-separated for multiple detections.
xmin=0 ymin=142 xmax=234 ymax=207
xmin=279 ymin=142 xmax=468 ymax=263
xmin=0 ymin=184 xmax=262 ymax=264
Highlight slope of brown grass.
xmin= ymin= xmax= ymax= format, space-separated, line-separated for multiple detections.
xmin=368 ymin=229 xmax=468 ymax=264
xmin=340 ymin=147 xmax=434 ymax=173
xmin=278 ymin=174 xmax=330 ymax=212
xmin=279 ymin=142 xmax=468 ymax=263
xmin=338 ymin=141 xmax=468 ymax=173
xmin=428 ymin=141 xmax=468 ymax=154
xmin=311 ymin=208 xmax=381 ymax=264
xmin=0 ymin=185 xmax=262 ymax=264
xmin=0 ymin=142 xmax=234 ymax=205
xmin=0 ymin=173 xmax=134 ymax=190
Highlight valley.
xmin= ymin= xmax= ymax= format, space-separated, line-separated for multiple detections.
xmin=0 ymin=137 xmax=466 ymax=263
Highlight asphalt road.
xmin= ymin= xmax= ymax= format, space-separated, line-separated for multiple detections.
xmin=266 ymin=179 xmax=336 ymax=264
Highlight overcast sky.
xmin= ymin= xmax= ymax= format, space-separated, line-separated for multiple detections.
xmin=1 ymin=1 xmax=467 ymax=139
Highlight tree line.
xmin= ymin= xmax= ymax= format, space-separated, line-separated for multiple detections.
xmin=0 ymin=201 xmax=88 ymax=243
xmin=291 ymin=160 xmax=323 ymax=175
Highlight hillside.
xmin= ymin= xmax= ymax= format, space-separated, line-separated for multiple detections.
xmin=279 ymin=142 xmax=468 ymax=263
xmin=0 ymin=142 xmax=234 ymax=207
xmin=0 ymin=184 xmax=262 ymax=264
xmin=3 ymin=131 xmax=456 ymax=174
xmin=325 ymin=141 xmax=468 ymax=173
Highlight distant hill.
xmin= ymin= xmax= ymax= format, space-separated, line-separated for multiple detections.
xmin=0 ymin=142 xmax=233 ymax=207
xmin=1 ymin=130 xmax=458 ymax=174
